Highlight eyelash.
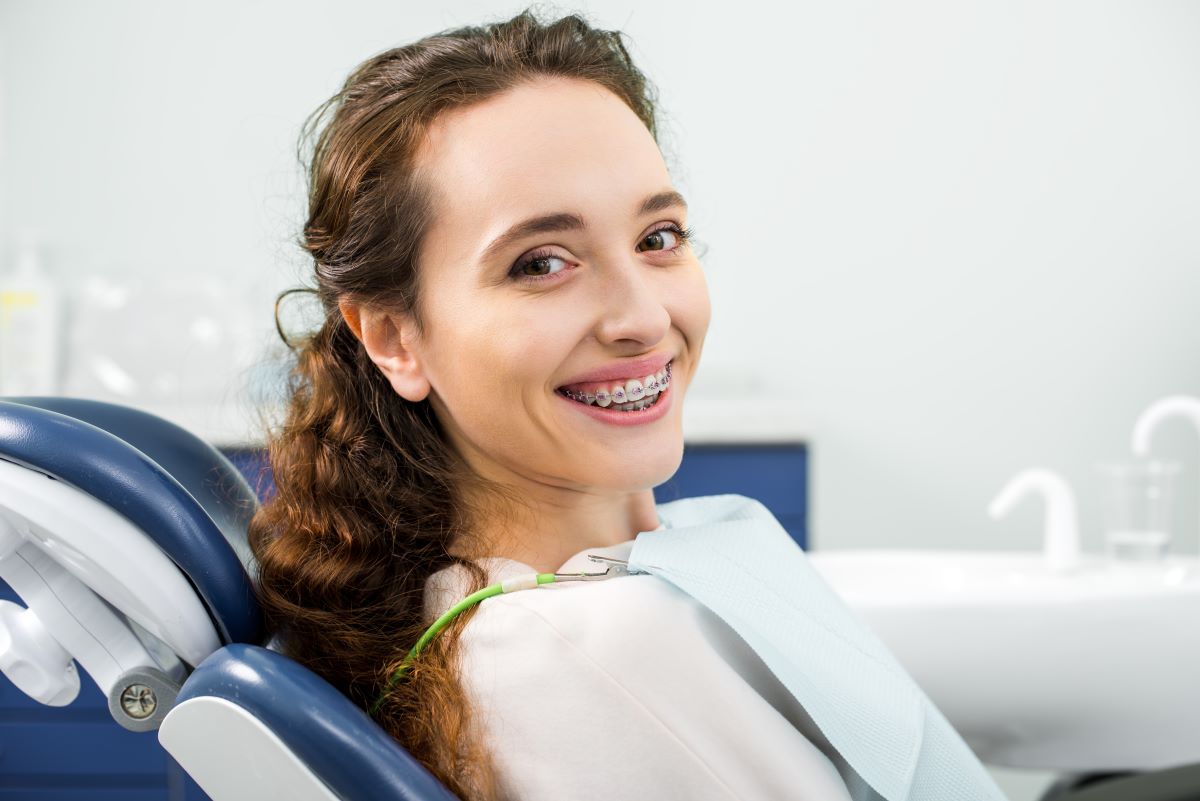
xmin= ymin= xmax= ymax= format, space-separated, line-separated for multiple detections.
xmin=508 ymin=222 xmax=696 ymax=285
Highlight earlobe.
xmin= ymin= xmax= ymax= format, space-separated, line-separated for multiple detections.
xmin=339 ymin=300 xmax=431 ymax=403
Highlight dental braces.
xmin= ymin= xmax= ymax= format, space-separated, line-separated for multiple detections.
xmin=559 ymin=361 xmax=672 ymax=405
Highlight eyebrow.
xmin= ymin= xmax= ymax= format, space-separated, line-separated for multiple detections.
xmin=480 ymin=189 xmax=688 ymax=263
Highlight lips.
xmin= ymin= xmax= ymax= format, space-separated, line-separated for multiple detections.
xmin=557 ymin=353 xmax=674 ymax=392
xmin=556 ymin=368 xmax=675 ymax=426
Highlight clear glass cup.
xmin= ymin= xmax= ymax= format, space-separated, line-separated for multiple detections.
xmin=1095 ymin=460 xmax=1182 ymax=562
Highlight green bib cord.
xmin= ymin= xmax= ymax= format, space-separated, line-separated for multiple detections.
xmin=371 ymin=556 xmax=641 ymax=715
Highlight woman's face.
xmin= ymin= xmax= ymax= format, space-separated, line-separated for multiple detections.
xmin=386 ymin=76 xmax=709 ymax=497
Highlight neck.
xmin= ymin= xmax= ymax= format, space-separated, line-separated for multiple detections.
xmin=454 ymin=484 xmax=660 ymax=574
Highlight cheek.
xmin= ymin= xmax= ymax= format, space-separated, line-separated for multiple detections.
xmin=673 ymin=264 xmax=712 ymax=342
xmin=440 ymin=304 xmax=574 ymax=405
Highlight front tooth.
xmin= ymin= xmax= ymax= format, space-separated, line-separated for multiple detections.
xmin=642 ymin=374 xmax=659 ymax=396
xmin=626 ymin=378 xmax=644 ymax=401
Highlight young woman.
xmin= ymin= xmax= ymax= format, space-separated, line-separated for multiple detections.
xmin=249 ymin=9 xmax=856 ymax=800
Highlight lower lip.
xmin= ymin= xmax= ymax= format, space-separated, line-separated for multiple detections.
xmin=557 ymin=380 xmax=674 ymax=426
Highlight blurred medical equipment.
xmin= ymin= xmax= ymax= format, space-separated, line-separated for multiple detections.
xmin=0 ymin=233 xmax=62 ymax=395
xmin=1 ymin=396 xmax=1198 ymax=800
xmin=59 ymin=273 xmax=262 ymax=445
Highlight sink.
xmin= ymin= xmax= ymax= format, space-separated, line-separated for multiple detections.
xmin=805 ymin=549 xmax=1200 ymax=772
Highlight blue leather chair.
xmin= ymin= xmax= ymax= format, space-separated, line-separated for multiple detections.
xmin=0 ymin=397 xmax=458 ymax=801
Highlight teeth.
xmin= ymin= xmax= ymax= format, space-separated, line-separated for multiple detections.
xmin=611 ymin=396 xmax=655 ymax=411
xmin=560 ymin=361 xmax=673 ymax=409
xmin=600 ymin=365 xmax=671 ymax=400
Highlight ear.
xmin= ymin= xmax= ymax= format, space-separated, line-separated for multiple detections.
xmin=338 ymin=299 xmax=431 ymax=402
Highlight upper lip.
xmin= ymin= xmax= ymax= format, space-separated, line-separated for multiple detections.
xmin=558 ymin=353 xmax=674 ymax=387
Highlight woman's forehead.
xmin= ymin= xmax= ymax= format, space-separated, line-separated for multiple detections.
xmin=416 ymin=77 xmax=669 ymax=225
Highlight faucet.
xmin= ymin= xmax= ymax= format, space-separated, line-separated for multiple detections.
xmin=988 ymin=468 xmax=1081 ymax=573
xmin=1131 ymin=394 xmax=1200 ymax=551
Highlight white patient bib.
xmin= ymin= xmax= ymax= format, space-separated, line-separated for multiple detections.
xmin=628 ymin=494 xmax=1008 ymax=801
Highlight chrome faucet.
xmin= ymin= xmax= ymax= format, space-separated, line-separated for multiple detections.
xmin=988 ymin=467 xmax=1081 ymax=573
xmin=1131 ymin=394 xmax=1200 ymax=551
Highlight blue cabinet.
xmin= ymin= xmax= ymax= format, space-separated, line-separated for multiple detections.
xmin=1 ymin=443 xmax=807 ymax=797
xmin=223 ymin=442 xmax=809 ymax=548
xmin=658 ymin=444 xmax=808 ymax=548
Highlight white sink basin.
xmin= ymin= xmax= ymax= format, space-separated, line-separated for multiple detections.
xmin=806 ymin=549 xmax=1200 ymax=772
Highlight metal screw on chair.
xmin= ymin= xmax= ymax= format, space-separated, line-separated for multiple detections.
xmin=120 ymin=683 xmax=158 ymax=719
xmin=108 ymin=666 xmax=181 ymax=732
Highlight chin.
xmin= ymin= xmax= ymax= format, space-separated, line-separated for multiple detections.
xmin=598 ymin=444 xmax=685 ymax=493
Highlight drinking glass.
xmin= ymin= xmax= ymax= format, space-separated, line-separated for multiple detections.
xmin=1095 ymin=460 xmax=1182 ymax=562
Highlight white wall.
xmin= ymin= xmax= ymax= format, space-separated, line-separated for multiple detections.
xmin=5 ymin=1 xmax=1198 ymax=796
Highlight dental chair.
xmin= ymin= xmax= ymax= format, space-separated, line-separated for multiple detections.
xmin=0 ymin=396 xmax=1196 ymax=801
xmin=0 ymin=396 xmax=456 ymax=800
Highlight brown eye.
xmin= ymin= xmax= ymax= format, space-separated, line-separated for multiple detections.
xmin=640 ymin=229 xmax=677 ymax=251
xmin=521 ymin=256 xmax=557 ymax=276
xmin=509 ymin=251 xmax=569 ymax=283
xmin=637 ymin=223 xmax=693 ymax=253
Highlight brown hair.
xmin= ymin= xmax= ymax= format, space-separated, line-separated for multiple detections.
xmin=246 ymin=7 xmax=662 ymax=799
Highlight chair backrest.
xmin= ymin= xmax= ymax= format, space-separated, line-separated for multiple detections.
xmin=161 ymin=643 xmax=460 ymax=801
xmin=0 ymin=397 xmax=461 ymax=801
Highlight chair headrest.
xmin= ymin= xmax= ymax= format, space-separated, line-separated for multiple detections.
xmin=0 ymin=397 xmax=263 ymax=646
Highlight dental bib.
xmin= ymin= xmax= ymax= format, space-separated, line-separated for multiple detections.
xmin=629 ymin=494 xmax=1007 ymax=801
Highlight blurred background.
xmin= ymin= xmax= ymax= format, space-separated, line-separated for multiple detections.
xmin=1 ymin=1 xmax=1198 ymax=798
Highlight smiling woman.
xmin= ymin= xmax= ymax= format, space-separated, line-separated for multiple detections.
xmin=336 ymin=71 xmax=712 ymax=571
xmin=245 ymin=8 xmax=846 ymax=801
xmin=246 ymin=11 xmax=712 ymax=798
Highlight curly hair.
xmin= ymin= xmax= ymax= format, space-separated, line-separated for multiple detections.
xmin=246 ymin=8 xmax=662 ymax=799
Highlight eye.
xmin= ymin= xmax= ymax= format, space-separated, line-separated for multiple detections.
xmin=509 ymin=250 xmax=570 ymax=283
xmin=506 ymin=222 xmax=696 ymax=286
xmin=638 ymin=223 xmax=695 ymax=254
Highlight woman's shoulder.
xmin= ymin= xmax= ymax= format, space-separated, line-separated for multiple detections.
xmin=472 ymin=572 xmax=699 ymax=651
xmin=422 ymin=547 xmax=735 ymax=695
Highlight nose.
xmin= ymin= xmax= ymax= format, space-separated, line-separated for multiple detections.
xmin=591 ymin=256 xmax=672 ymax=349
